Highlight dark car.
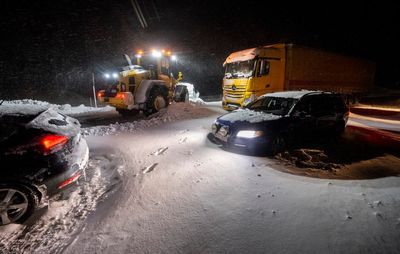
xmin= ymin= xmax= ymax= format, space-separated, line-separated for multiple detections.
xmin=211 ymin=91 xmax=349 ymax=155
xmin=0 ymin=108 xmax=89 ymax=226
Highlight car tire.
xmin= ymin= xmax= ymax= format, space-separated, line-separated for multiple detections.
xmin=145 ymin=87 xmax=167 ymax=116
xmin=0 ymin=184 xmax=39 ymax=226
xmin=268 ymin=136 xmax=286 ymax=156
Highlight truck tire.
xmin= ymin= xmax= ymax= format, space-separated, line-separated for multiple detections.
xmin=145 ymin=87 xmax=168 ymax=116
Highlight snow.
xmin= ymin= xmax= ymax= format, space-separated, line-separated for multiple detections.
xmin=82 ymin=102 xmax=214 ymax=136
xmin=25 ymin=108 xmax=81 ymax=137
xmin=218 ymin=108 xmax=281 ymax=123
xmin=62 ymin=114 xmax=400 ymax=254
xmin=177 ymin=82 xmax=205 ymax=104
xmin=259 ymin=90 xmax=321 ymax=99
xmin=0 ymin=99 xmax=115 ymax=117
xmin=1 ymin=98 xmax=400 ymax=253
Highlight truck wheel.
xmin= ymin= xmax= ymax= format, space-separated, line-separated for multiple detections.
xmin=145 ymin=88 xmax=167 ymax=116
xmin=0 ymin=184 xmax=39 ymax=225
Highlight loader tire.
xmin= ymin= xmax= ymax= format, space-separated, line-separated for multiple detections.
xmin=145 ymin=87 xmax=167 ymax=116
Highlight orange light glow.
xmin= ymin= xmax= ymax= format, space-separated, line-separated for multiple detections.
xmin=166 ymin=51 xmax=172 ymax=56
xmin=116 ymin=93 xmax=126 ymax=99
xmin=137 ymin=50 xmax=144 ymax=55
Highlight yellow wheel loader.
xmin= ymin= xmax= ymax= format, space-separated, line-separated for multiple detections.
xmin=97 ymin=50 xmax=186 ymax=116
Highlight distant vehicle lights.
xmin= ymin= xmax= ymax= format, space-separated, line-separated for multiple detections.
xmin=103 ymin=72 xmax=119 ymax=79
xmin=138 ymin=49 xmax=177 ymax=60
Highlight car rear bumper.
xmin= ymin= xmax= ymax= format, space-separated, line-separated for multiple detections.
xmin=44 ymin=137 xmax=89 ymax=196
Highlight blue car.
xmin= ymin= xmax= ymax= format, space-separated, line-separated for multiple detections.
xmin=211 ymin=91 xmax=349 ymax=155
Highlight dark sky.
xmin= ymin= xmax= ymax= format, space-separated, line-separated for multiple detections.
xmin=1 ymin=0 xmax=400 ymax=102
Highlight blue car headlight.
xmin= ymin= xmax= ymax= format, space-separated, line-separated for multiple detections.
xmin=236 ymin=130 xmax=264 ymax=138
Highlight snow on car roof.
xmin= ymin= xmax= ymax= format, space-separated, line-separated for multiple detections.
xmin=260 ymin=90 xmax=328 ymax=99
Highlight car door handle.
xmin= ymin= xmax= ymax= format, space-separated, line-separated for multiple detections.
xmin=265 ymin=84 xmax=270 ymax=88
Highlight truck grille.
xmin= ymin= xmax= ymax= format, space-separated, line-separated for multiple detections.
xmin=224 ymin=83 xmax=246 ymax=99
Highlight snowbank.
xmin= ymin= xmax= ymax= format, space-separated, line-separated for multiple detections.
xmin=0 ymin=99 xmax=115 ymax=117
xmin=82 ymin=102 xmax=214 ymax=136
xmin=177 ymin=82 xmax=205 ymax=104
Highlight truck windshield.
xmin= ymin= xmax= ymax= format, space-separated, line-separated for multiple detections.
xmin=224 ymin=60 xmax=255 ymax=79
xmin=246 ymin=97 xmax=297 ymax=116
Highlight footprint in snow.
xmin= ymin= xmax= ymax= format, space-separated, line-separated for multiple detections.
xmin=182 ymin=150 xmax=193 ymax=156
xmin=179 ymin=137 xmax=187 ymax=144
xmin=142 ymin=163 xmax=158 ymax=174
xmin=151 ymin=147 xmax=168 ymax=156
xmin=373 ymin=212 xmax=384 ymax=219
xmin=179 ymin=129 xmax=189 ymax=134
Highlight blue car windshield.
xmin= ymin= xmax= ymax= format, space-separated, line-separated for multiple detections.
xmin=246 ymin=97 xmax=297 ymax=116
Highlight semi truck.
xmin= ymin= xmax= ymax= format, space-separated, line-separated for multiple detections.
xmin=222 ymin=43 xmax=376 ymax=110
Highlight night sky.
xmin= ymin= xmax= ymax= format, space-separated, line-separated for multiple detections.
xmin=1 ymin=0 xmax=400 ymax=103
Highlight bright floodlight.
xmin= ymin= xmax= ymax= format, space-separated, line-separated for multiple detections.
xmin=152 ymin=50 xmax=162 ymax=58
xmin=171 ymin=55 xmax=177 ymax=61
xmin=135 ymin=54 xmax=142 ymax=58
xmin=112 ymin=72 xmax=118 ymax=78
xmin=104 ymin=73 xmax=110 ymax=79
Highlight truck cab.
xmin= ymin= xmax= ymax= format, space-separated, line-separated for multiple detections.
xmin=222 ymin=44 xmax=286 ymax=110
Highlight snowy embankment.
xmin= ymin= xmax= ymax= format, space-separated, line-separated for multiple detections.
xmin=82 ymin=102 xmax=214 ymax=136
xmin=0 ymin=99 xmax=115 ymax=117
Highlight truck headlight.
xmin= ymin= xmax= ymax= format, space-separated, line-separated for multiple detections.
xmin=236 ymin=130 xmax=264 ymax=138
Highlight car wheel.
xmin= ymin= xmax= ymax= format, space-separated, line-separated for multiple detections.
xmin=269 ymin=136 xmax=286 ymax=156
xmin=0 ymin=184 xmax=39 ymax=225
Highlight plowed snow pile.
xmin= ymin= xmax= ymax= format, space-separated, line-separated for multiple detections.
xmin=0 ymin=99 xmax=114 ymax=117
xmin=82 ymin=102 xmax=214 ymax=136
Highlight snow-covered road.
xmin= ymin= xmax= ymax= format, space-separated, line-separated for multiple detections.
xmin=1 ymin=101 xmax=400 ymax=254
xmin=62 ymin=105 xmax=400 ymax=254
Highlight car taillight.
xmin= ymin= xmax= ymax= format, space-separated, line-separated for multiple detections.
xmin=116 ymin=93 xmax=125 ymax=99
xmin=40 ymin=134 xmax=68 ymax=153
xmin=58 ymin=171 xmax=81 ymax=189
